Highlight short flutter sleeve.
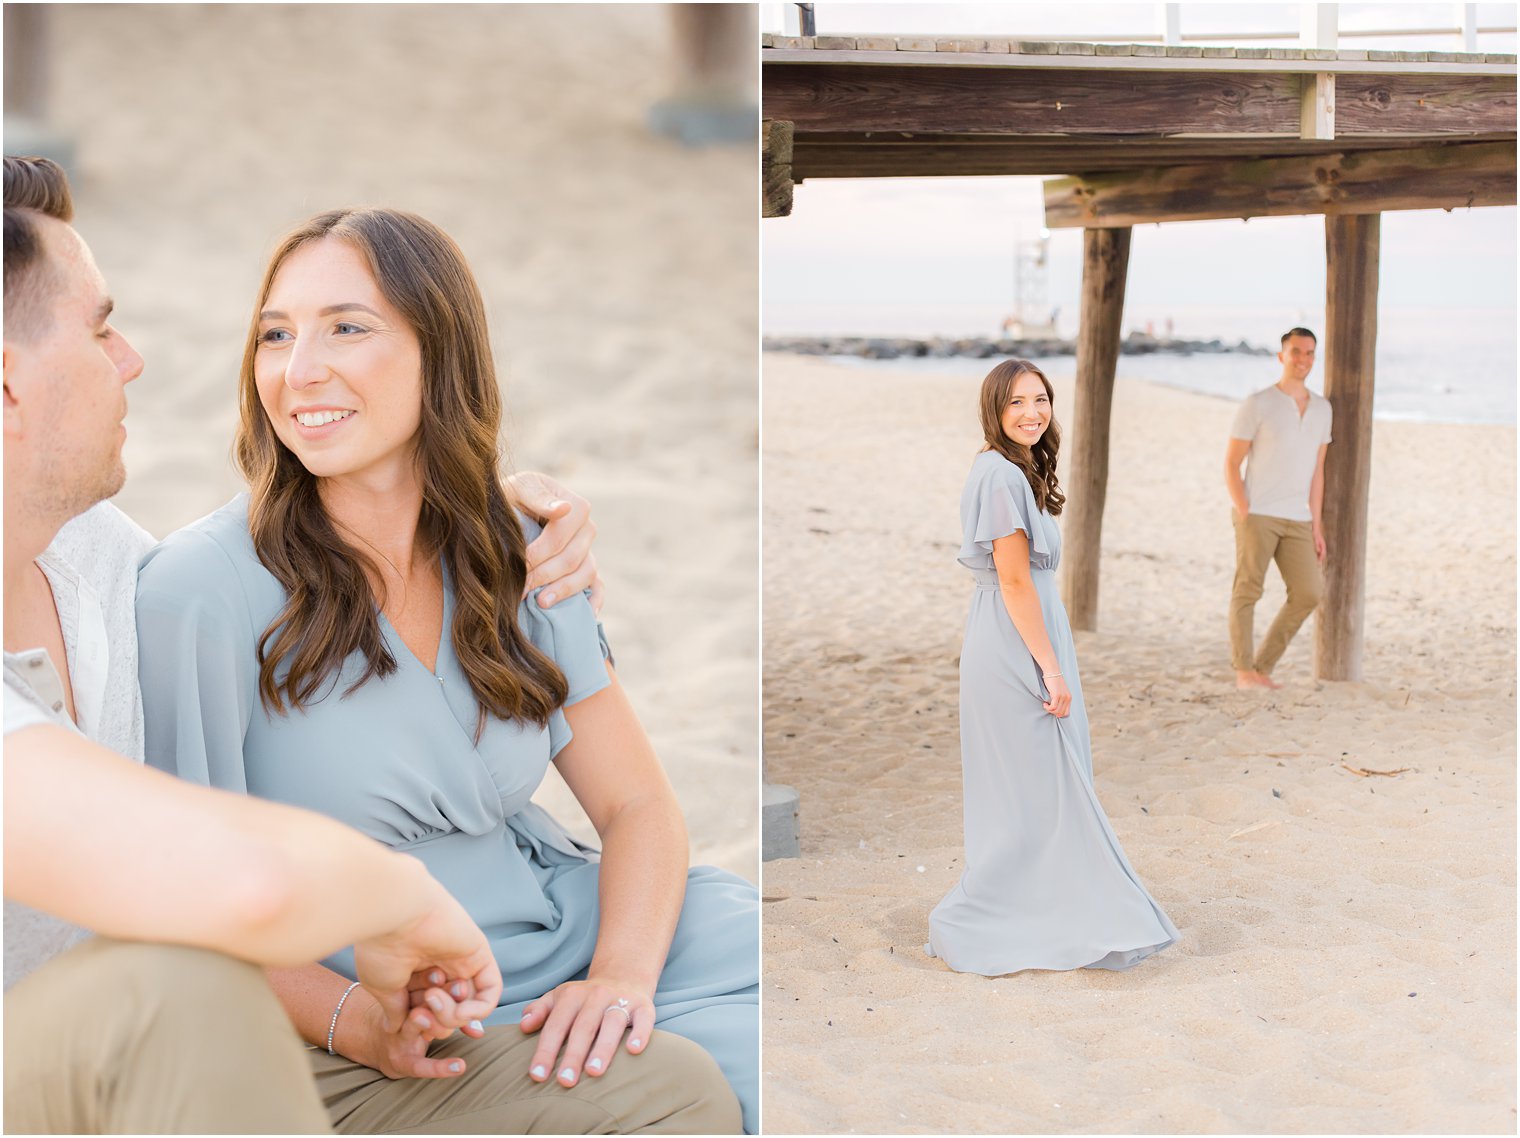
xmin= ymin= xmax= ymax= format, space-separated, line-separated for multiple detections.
xmin=515 ymin=514 xmax=614 ymax=758
xmin=957 ymin=452 xmax=1055 ymax=572
xmin=136 ymin=523 xmax=262 ymax=794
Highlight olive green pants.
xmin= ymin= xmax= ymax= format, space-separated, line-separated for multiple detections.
xmin=5 ymin=938 xmax=740 ymax=1135
xmin=1229 ymin=511 xmax=1323 ymax=674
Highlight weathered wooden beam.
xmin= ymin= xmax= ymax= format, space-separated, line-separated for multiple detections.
xmin=1314 ymin=214 xmax=1379 ymax=682
xmin=788 ymin=133 xmax=1515 ymax=180
xmin=763 ymin=119 xmax=795 ymax=218
xmin=1043 ymin=141 xmax=1516 ymax=227
xmin=1300 ymin=72 xmax=1336 ymax=139
xmin=765 ymin=63 xmax=1304 ymax=135
xmin=1335 ymin=73 xmax=1517 ymax=134
xmin=1062 ymin=227 xmax=1131 ymax=632
xmin=765 ymin=62 xmax=1515 ymax=137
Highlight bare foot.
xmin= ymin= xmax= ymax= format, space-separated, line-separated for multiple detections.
xmin=1236 ymin=670 xmax=1280 ymax=690
xmin=1257 ymin=672 xmax=1283 ymax=689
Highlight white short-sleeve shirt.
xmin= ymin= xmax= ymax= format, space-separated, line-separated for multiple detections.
xmin=3 ymin=501 xmax=154 ymax=989
xmin=1230 ymin=385 xmax=1333 ymax=523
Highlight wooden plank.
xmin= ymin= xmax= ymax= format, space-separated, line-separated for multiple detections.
xmin=789 ymin=134 xmax=1510 ymax=179
xmin=1300 ymin=72 xmax=1336 ymax=140
xmin=764 ymin=63 xmax=1302 ymax=135
xmin=1314 ymin=214 xmax=1379 ymax=682
xmin=1335 ymin=73 xmax=1517 ymax=134
xmin=896 ymin=35 xmax=937 ymax=52
xmin=762 ymin=119 xmax=795 ymax=218
xmin=814 ymin=36 xmax=856 ymax=50
xmin=1063 ymin=228 xmax=1131 ymax=632
xmin=765 ymin=46 xmax=1519 ymax=77
xmin=854 ymin=36 xmax=898 ymax=52
xmin=1042 ymin=142 xmax=1517 ymax=227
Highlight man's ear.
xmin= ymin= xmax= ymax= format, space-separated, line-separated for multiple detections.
xmin=4 ymin=342 xmax=26 ymax=439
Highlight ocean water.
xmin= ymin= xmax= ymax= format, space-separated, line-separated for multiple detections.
xmin=763 ymin=305 xmax=1517 ymax=425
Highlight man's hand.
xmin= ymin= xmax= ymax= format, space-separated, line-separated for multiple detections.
xmin=506 ymin=471 xmax=605 ymax=613
xmin=1313 ymin=524 xmax=1327 ymax=564
xmin=351 ymin=870 xmax=502 ymax=1036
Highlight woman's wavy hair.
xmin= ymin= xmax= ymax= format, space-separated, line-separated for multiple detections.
xmin=234 ymin=207 xmax=567 ymax=731
xmin=978 ymin=358 xmax=1066 ymax=516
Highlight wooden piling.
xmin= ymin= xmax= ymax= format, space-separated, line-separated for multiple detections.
xmin=1062 ymin=227 xmax=1131 ymax=631
xmin=1314 ymin=213 xmax=1380 ymax=681
xmin=763 ymin=119 xmax=795 ymax=218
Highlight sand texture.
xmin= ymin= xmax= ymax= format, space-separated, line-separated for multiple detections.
xmin=41 ymin=4 xmax=757 ymax=878
xmin=762 ymin=353 xmax=1515 ymax=1133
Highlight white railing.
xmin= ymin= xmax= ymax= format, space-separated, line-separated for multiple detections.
xmin=769 ymin=3 xmax=1516 ymax=52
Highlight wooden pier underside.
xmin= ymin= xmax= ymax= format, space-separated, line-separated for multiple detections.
xmin=762 ymin=37 xmax=1517 ymax=683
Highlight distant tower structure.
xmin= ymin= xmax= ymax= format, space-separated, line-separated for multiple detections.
xmin=1003 ymin=229 xmax=1057 ymax=339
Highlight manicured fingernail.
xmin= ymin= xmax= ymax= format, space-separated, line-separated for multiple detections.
xmin=451 ymin=982 xmax=467 ymax=999
xmin=427 ymin=995 xmax=444 ymax=1013
xmin=587 ymin=1057 xmax=603 ymax=1071
xmin=630 ymin=1038 xmax=642 ymax=1050
xmin=469 ymin=1019 xmax=483 ymax=1033
xmin=449 ymin=1060 xmax=464 ymax=1073
xmin=559 ymin=1066 xmax=577 ymax=1083
xmin=531 ymin=1065 xmax=547 ymax=1080
xmin=540 ymin=591 xmax=557 ymax=606
xmin=429 ymin=970 xmax=444 ymax=985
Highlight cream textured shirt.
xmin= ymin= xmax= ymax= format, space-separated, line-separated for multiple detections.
xmin=3 ymin=501 xmax=155 ymax=989
xmin=1230 ymin=385 xmax=1333 ymax=523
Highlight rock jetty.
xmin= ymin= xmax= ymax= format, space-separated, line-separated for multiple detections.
xmin=762 ymin=331 xmax=1271 ymax=361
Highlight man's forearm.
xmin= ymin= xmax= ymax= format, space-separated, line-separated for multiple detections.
xmin=4 ymin=724 xmax=440 ymax=967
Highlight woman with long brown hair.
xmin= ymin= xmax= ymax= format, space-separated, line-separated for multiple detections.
xmin=926 ymin=359 xmax=1177 ymax=976
xmin=136 ymin=208 xmax=756 ymax=1133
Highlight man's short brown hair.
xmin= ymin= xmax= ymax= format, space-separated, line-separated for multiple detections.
xmin=4 ymin=155 xmax=76 ymax=341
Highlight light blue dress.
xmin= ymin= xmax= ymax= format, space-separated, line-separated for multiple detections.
xmin=136 ymin=495 xmax=759 ymax=1131
xmin=927 ymin=452 xmax=1178 ymax=975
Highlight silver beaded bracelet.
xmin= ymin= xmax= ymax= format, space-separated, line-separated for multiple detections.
xmin=327 ymin=981 xmax=363 ymax=1055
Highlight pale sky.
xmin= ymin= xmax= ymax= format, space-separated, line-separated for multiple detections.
xmin=762 ymin=3 xmax=1518 ymax=335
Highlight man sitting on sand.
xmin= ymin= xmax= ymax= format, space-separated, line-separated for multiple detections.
xmin=1224 ymin=327 xmax=1333 ymax=689
xmin=3 ymin=154 xmax=729 ymax=1134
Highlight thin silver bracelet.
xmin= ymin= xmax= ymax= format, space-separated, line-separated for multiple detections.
xmin=327 ymin=981 xmax=362 ymax=1055
xmin=1044 ymin=671 xmax=1062 ymax=680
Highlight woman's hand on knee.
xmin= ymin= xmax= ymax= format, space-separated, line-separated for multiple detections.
xmin=519 ymin=978 xmax=656 ymax=1087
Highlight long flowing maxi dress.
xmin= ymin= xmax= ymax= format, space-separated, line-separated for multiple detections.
xmin=136 ymin=495 xmax=760 ymax=1131
xmin=927 ymin=451 xmax=1178 ymax=975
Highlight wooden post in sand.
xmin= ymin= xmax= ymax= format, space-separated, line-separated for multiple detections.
xmin=1314 ymin=213 xmax=1380 ymax=681
xmin=1062 ymin=226 xmax=1131 ymax=631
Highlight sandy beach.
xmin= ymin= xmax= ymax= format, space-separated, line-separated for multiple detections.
xmin=761 ymin=352 xmax=1515 ymax=1133
xmin=40 ymin=4 xmax=757 ymax=878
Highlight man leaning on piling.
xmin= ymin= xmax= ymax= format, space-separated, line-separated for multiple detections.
xmin=1223 ymin=327 xmax=1333 ymax=689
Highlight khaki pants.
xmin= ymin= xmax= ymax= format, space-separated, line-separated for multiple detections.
xmin=5 ymin=938 xmax=741 ymax=1135
xmin=310 ymin=1027 xmax=740 ymax=1134
xmin=1229 ymin=512 xmax=1323 ymax=674
xmin=5 ymin=938 xmax=331 ymax=1134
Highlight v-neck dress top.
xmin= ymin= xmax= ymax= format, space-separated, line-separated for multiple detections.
xmin=136 ymin=495 xmax=759 ymax=1131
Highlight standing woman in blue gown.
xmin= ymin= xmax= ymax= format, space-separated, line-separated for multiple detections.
xmin=136 ymin=208 xmax=758 ymax=1131
xmin=928 ymin=359 xmax=1177 ymax=976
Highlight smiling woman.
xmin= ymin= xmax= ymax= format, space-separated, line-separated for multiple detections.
xmin=926 ymin=357 xmax=1177 ymax=976
xmin=134 ymin=207 xmax=757 ymax=1133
